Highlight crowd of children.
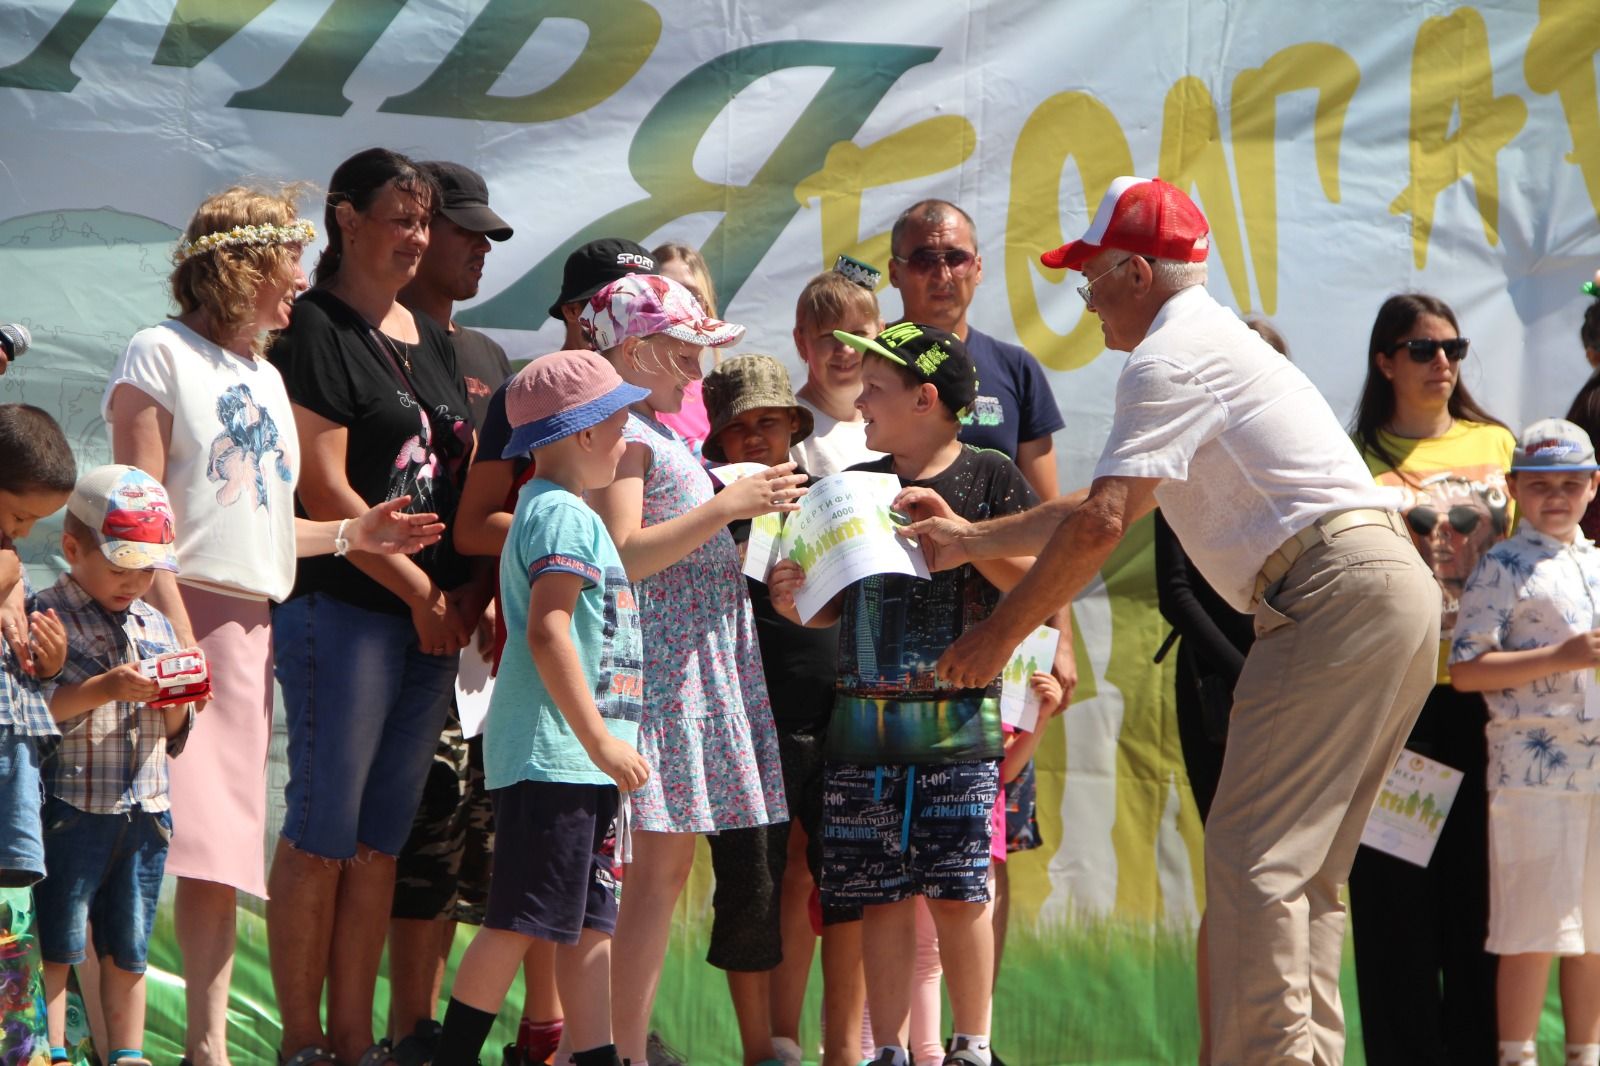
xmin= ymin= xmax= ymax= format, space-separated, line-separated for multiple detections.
xmin=7 ymin=161 xmax=1600 ymax=1066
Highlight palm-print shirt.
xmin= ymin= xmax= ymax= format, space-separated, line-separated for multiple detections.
xmin=1451 ymin=523 xmax=1600 ymax=792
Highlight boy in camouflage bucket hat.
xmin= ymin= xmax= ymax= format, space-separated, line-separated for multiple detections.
xmin=701 ymin=354 xmax=815 ymax=464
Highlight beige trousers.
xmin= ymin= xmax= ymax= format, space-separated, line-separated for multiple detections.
xmin=1204 ymin=520 xmax=1441 ymax=1066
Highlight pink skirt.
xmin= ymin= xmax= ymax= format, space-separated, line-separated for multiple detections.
xmin=163 ymin=586 xmax=273 ymax=898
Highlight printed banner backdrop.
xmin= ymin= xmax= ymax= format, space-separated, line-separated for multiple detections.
xmin=4 ymin=0 xmax=1600 ymax=1061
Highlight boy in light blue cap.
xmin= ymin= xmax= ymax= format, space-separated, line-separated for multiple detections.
xmin=1451 ymin=418 xmax=1600 ymax=1066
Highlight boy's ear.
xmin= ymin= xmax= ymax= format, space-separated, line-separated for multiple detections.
xmin=60 ymin=530 xmax=81 ymax=563
xmin=914 ymin=382 xmax=940 ymax=414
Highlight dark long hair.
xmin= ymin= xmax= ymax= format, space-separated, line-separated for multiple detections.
xmin=1565 ymin=295 xmax=1600 ymax=451
xmin=313 ymin=147 xmax=436 ymax=285
xmin=1350 ymin=293 xmax=1507 ymax=478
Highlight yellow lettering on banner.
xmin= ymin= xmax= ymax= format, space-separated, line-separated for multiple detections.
xmin=1230 ymin=44 xmax=1361 ymax=315
xmin=1390 ymin=8 xmax=1527 ymax=269
xmin=1005 ymin=92 xmax=1134 ymax=371
xmin=794 ymin=116 xmax=977 ymax=286
xmin=1158 ymin=77 xmax=1251 ymax=313
xmin=1526 ymin=0 xmax=1600 ymax=223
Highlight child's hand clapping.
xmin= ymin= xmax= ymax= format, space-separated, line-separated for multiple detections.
xmin=1030 ymin=670 xmax=1066 ymax=724
xmin=26 ymin=609 xmax=66 ymax=679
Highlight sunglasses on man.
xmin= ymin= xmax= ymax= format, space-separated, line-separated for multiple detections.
xmin=1391 ymin=337 xmax=1470 ymax=362
xmin=892 ymin=248 xmax=977 ymax=276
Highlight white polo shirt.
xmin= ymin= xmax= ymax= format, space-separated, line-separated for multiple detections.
xmin=1094 ymin=286 xmax=1399 ymax=611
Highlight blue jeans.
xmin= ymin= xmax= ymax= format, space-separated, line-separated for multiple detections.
xmin=0 ymin=726 xmax=47 ymax=887
xmin=272 ymin=593 xmax=458 ymax=859
xmin=33 ymin=798 xmax=170 ymax=971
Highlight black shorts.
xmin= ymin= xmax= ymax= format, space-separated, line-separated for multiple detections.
xmin=706 ymin=726 xmax=870 ymax=970
xmin=484 ymin=780 xmax=619 ymax=945
xmin=821 ymin=761 xmax=998 ymax=907
xmin=392 ymin=722 xmax=495 ymax=924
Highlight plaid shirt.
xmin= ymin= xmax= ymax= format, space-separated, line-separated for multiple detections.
xmin=1 ymin=565 xmax=59 ymax=739
xmin=34 ymin=574 xmax=192 ymax=814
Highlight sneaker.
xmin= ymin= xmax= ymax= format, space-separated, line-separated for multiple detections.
xmin=646 ymin=1031 xmax=688 ymax=1066
xmin=771 ymin=1036 xmax=804 ymax=1066
xmin=394 ymin=1019 xmax=443 ymax=1066
xmin=941 ymin=1037 xmax=989 ymax=1066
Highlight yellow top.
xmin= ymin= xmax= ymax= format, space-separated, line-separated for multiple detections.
xmin=1360 ymin=420 xmax=1517 ymax=683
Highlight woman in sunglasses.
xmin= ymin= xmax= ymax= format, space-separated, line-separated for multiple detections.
xmin=1346 ymin=292 xmax=1515 ymax=1066
xmin=1563 ymin=272 xmax=1600 ymax=538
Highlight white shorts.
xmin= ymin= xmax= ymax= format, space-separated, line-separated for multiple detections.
xmin=1487 ymin=790 xmax=1600 ymax=955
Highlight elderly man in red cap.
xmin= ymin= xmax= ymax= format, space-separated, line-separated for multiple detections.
xmin=903 ymin=177 xmax=1439 ymax=1065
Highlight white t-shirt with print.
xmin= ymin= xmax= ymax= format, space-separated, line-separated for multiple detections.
xmin=792 ymin=395 xmax=884 ymax=477
xmin=102 ymin=321 xmax=300 ymax=602
xmin=1094 ymin=286 xmax=1399 ymax=611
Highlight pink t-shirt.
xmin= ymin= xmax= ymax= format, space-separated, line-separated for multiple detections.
xmin=657 ymin=379 xmax=710 ymax=451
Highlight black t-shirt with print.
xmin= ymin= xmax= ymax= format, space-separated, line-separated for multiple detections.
xmin=271 ymin=288 xmax=474 ymax=613
xmin=449 ymin=326 xmax=512 ymax=431
xmin=837 ymin=445 xmax=1039 ymax=703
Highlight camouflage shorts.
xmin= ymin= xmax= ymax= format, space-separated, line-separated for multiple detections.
xmin=392 ymin=715 xmax=494 ymax=925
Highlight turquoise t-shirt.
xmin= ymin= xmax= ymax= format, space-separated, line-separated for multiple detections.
xmin=485 ymin=480 xmax=643 ymax=789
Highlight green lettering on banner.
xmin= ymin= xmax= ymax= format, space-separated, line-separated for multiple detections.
xmin=0 ymin=0 xmax=117 ymax=92
xmin=151 ymin=0 xmax=275 ymax=68
xmin=380 ymin=0 xmax=660 ymax=121
xmin=461 ymin=41 xmax=939 ymax=331
xmin=228 ymin=0 xmax=407 ymax=116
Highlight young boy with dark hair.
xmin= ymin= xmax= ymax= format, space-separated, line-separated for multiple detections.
xmin=0 ymin=403 xmax=78 ymax=888
xmin=434 ymin=350 xmax=652 ymax=1066
xmin=770 ymin=322 xmax=1038 ymax=1066
xmin=0 ymin=404 xmax=75 ymax=1066
xmin=33 ymin=464 xmax=196 ymax=1066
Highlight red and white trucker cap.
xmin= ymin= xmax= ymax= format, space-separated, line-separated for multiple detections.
xmin=1041 ymin=176 xmax=1210 ymax=272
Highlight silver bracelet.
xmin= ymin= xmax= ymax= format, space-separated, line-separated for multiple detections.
xmin=334 ymin=517 xmax=352 ymax=557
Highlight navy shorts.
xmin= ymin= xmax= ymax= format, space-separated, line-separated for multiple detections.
xmin=484 ymin=780 xmax=619 ymax=945
xmin=33 ymin=798 xmax=170 ymax=972
xmin=0 ymin=726 xmax=47 ymax=887
xmin=821 ymin=761 xmax=998 ymax=907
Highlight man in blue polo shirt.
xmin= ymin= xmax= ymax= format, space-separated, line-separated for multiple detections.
xmin=887 ymin=199 xmax=1065 ymax=501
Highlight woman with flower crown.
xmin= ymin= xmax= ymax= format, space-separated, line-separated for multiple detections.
xmin=101 ymin=183 xmax=447 ymax=1066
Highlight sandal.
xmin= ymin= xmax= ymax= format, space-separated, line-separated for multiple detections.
xmin=279 ymin=1047 xmax=338 ymax=1066
xmin=352 ymin=1039 xmax=398 ymax=1066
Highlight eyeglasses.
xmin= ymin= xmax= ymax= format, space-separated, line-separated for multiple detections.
xmin=1406 ymin=504 xmax=1484 ymax=538
xmin=1077 ymin=255 xmax=1137 ymax=306
xmin=892 ymin=248 xmax=977 ymax=276
xmin=1392 ymin=337 xmax=1469 ymax=362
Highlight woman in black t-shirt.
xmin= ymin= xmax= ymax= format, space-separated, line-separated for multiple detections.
xmin=266 ymin=148 xmax=474 ymax=1066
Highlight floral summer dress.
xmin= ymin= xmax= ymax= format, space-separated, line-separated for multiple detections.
xmin=621 ymin=412 xmax=787 ymax=832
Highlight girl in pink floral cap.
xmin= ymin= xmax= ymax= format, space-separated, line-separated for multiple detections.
xmin=582 ymin=274 xmax=807 ymax=1064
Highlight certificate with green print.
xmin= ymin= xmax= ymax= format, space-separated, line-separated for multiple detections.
xmin=1360 ymin=748 xmax=1462 ymax=867
xmin=782 ymin=471 xmax=930 ymax=622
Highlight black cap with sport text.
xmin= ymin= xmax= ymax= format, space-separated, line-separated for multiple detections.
xmin=548 ymin=238 xmax=656 ymax=320
xmin=420 ymin=161 xmax=513 ymax=242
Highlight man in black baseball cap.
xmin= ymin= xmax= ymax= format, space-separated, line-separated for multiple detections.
xmin=426 ymin=160 xmax=514 ymax=242
xmin=547 ymin=238 xmax=656 ymax=347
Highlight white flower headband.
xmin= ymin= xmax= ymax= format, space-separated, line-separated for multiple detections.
xmin=174 ymin=219 xmax=317 ymax=264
